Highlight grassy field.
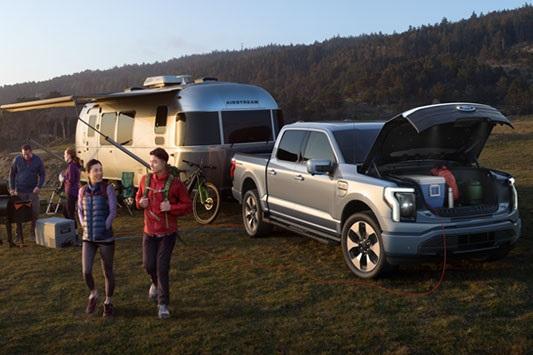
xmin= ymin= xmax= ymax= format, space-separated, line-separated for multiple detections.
xmin=0 ymin=117 xmax=532 ymax=354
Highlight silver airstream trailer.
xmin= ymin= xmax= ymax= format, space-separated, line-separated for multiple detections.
xmin=2 ymin=75 xmax=284 ymax=192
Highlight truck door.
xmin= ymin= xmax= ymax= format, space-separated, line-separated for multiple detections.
xmin=297 ymin=131 xmax=338 ymax=232
xmin=266 ymin=129 xmax=308 ymax=220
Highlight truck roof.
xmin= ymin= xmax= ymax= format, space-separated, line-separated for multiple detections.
xmin=285 ymin=121 xmax=385 ymax=132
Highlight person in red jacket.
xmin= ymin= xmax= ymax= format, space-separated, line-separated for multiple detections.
xmin=135 ymin=148 xmax=192 ymax=319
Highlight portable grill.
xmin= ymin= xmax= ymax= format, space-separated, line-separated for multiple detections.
xmin=0 ymin=182 xmax=33 ymax=224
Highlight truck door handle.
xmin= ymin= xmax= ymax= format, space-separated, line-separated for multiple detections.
xmin=268 ymin=169 xmax=277 ymax=175
xmin=294 ymin=174 xmax=304 ymax=181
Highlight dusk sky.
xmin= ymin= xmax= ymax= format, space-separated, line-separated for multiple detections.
xmin=0 ymin=0 xmax=528 ymax=86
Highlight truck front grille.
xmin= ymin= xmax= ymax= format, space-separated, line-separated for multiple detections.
xmin=419 ymin=229 xmax=515 ymax=255
xmin=433 ymin=204 xmax=498 ymax=218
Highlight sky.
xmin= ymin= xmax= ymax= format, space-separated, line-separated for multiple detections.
xmin=0 ymin=0 xmax=528 ymax=86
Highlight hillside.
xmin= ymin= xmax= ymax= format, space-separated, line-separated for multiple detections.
xmin=0 ymin=5 xmax=532 ymax=151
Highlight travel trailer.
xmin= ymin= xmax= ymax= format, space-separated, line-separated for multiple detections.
xmin=1 ymin=75 xmax=284 ymax=192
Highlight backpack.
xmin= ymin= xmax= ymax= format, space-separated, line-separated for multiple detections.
xmin=142 ymin=165 xmax=180 ymax=200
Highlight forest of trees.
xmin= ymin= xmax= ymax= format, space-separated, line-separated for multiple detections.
xmin=0 ymin=5 xmax=531 ymax=151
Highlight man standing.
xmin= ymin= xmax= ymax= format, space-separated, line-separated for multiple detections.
xmin=135 ymin=148 xmax=192 ymax=319
xmin=9 ymin=144 xmax=45 ymax=243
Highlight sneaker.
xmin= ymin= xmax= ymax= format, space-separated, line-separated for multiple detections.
xmin=103 ymin=303 xmax=114 ymax=318
xmin=86 ymin=296 xmax=97 ymax=314
xmin=148 ymin=283 xmax=158 ymax=303
xmin=158 ymin=304 xmax=170 ymax=319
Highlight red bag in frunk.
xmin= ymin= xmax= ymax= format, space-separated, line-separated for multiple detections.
xmin=431 ymin=166 xmax=460 ymax=201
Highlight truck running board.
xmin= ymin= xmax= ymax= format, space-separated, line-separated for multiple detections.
xmin=264 ymin=217 xmax=340 ymax=245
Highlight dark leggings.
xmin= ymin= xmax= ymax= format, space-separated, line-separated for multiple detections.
xmin=62 ymin=195 xmax=78 ymax=231
xmin=82 ymin=241 xmax=115 ymax=297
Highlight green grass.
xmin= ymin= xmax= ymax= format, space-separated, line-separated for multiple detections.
xmin=0 ymin=117 xmax=532 ymax=353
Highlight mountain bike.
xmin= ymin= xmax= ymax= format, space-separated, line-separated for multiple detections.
xmin=181 ymin=160 xmax=221 ymax=224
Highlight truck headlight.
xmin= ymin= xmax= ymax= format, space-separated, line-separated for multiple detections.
xmin=509 ymin=177 xmax=518 ymax=211
xmin=384 ymin=187 xmax=416 ymax=222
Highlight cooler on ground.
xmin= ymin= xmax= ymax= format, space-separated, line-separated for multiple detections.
xmin=35 ymin=217 xmax=77 ymax=248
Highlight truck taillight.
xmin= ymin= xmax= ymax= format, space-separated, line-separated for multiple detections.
xmin=230 ymin=159 xmax=236 ymax=179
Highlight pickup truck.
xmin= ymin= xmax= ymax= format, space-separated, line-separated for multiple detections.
xmin=231 ymin=103 xmax=522 ymax=278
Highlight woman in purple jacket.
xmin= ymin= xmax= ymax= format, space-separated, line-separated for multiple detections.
xmin=62 ymin=147 xmax=81 ymax=233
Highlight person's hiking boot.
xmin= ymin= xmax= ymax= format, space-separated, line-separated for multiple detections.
xmin=158 ymin=304 xmax=170 ymax=319
xmin=86 ymin=296 xmax=97 ymax=314
xmin=148 ymin=283 xmax=158 ymax=303
xmin=103 ymin=303 xmax=114 ymax=318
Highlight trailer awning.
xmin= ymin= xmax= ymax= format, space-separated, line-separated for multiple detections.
xmin=0 ymin=96 xmax=92 ymax=112
xmin=0 ymin=86 xmax=181 ymax=113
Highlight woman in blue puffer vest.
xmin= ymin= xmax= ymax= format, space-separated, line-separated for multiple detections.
xmin=77 ymin=159 xmax=117 ymax=317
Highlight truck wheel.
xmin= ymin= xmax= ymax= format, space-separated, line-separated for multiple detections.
xmin=341 ymin=213 xmax=387 ymax=279
xmin=242 ymin=189 xmax=272 ymax=238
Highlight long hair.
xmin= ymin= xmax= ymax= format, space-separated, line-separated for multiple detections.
xmin=65 ymin=147 xmax=81 ymax=166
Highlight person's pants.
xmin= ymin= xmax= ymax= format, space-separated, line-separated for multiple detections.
xmin=142 ymin=233 xmax=177 ymax=305
xmin=82 ymin=241 xmax=115 ymax=297
xmin=62 ymin=195 xmax=78 ymax=233
xmin=15 ymin=192 xmax=40 ymax=239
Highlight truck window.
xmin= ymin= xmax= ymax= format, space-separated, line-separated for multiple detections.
xmin=100 ymin=112 xmax=117 ymax=145
xmin=154 ymin=106 xmax=168 ymax=134
xmin=222 ymin=110 xmax=273 ymax=144
xmin=116 ymin=111 xmax=135 ymax=146
xmin=176 ymin=112 xmax=221 ymax=146
xmin=302 ymin=131 xmax=336 ymax=162
xmin=276 ymin=130 xmax=307 ymax=162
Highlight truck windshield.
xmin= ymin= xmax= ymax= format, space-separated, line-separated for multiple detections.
xmin=334 ymin=128 xmax=381 ymax=164
xmin=222 ymin=110 xmax=273 ymax=144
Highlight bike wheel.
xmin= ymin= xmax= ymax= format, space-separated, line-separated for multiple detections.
xmin=192 ymin=182 xmax=221 ymax=224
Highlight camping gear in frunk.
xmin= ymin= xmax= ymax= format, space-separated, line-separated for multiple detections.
xmin=400 ymin=175 xmax=446 ymax=209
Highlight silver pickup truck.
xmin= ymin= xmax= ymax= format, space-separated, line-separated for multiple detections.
xmin=231 ymin=103 xmax=522 ymax=278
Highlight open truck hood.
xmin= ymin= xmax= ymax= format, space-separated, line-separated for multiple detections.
xmin=361 ymin=103 xmax=512 ymax=172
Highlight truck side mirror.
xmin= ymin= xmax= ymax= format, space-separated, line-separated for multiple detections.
xmin=307 ymin=159 xmax=333 ymax=175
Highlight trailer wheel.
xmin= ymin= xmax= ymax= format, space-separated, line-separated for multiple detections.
xmin=341 ymin=213 xmax=388 ymax=279
xmin=242 ymin=189 xmax=272 ymax=237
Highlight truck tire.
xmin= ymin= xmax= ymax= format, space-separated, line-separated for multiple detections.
xmin=242 ymin=189 xmax=272 ymax=238
xmin=341 ymin=213 xmax=388 ymax=279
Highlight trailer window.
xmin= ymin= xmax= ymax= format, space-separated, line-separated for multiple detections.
xmin=176 ymin=112 xmax=221 ymax=146
xmin=272 ymin=109 xmax=285 ymax=137
xmin=100 ymin=112 xmax=117 ymax=145
xmin=222 ymin=110 xmax=273 ymax=144
xmin=276 ymin=130 xmax=307 ymax=162
xmin=155 ymin=106 xmax=168 ymax=134
xmin=117 ymin=111 xmax=135 ymax=146
xmin=87 ymin=115 xmax=97 ymax=137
